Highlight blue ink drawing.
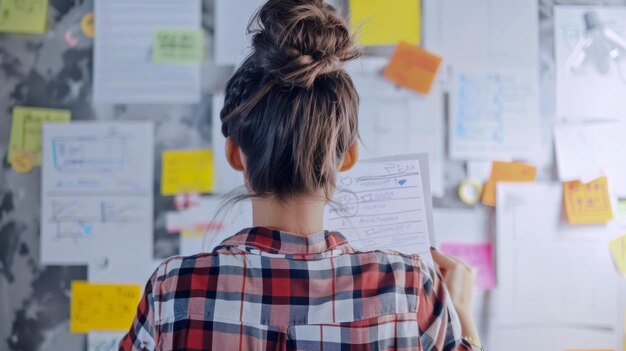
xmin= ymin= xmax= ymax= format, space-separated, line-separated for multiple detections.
xmin=81 ymin=224 xmax=93 ymax=234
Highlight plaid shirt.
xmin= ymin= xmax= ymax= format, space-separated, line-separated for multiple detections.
xmin=120 ymin=227 xmax=478 ymax=350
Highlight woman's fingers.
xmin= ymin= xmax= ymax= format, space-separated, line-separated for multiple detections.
xmin=431 ymin=248 xmax=458 ymax=270
xmin=432 ymin=248 xmax=474 ymax=272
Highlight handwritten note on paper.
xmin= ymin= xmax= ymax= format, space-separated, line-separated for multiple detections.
xmin=161 ymin=149 xmax=215 ymax=196
xmin=153 ymin=29 xmax=204 ymax=64
xmin=449 ymin=67 xmax=541 ymax=161
xmin=384 ymin=42 xmax=442 ymax=94
xmin=324 ymin=155 xmax=434 ymax=263
xmin=609 ymin=234 xmax=626 ymax=275
xmin=0 ymin=0 xmax=47 ymax=34
xmin=71 ymin=281 xmax=141 ymax=333
xmin=440 ymin=242 xmax=495 ymax=290
xmin=348 ymin=0 xmax=421 ymax=46
xmin=9 ymin=106 xmax=71 ymax=166
xmin=41 ymin=122 xmax=154 ymax=264
xmin=482 ymin=161 xmax=536 ymax=206
xmin=563 ymin=177 xmax=613 ymax=225
xmin=94 ymin=0 xmax=201 ymax=104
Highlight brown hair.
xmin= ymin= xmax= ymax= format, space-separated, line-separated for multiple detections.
xmin=220 ymin=0 xmax=361 ymax=200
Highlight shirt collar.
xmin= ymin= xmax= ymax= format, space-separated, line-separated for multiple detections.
xmin=216 ymin=226 xmax=349 ymax=255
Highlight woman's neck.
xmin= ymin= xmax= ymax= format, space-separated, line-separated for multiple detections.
xmin=251 ymin=194 xmax=327 ymax=236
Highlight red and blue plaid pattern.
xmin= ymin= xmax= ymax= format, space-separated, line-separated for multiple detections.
xmin=120 ymin=227 xmax=477 ymax=350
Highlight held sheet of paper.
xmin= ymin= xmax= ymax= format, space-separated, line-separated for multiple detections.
xmin=41 ymin=122 xmax=154 ymax=264
xmin=325 ymin=154 xmax=435 ymax=264
xmin=93 ymin=0 xmax=201 ymax=104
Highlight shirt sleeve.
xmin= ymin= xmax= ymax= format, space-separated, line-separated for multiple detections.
xmin=119 ymin=269 xmax=159 ymax=351
xmin=415 ymin=257 xmax=480 ymax=351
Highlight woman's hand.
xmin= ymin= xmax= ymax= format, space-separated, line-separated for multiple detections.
xmin=431 ymin=248 xmax=480 ymax=343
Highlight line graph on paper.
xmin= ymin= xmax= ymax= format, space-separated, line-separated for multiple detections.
xmin=49 ymin=199 xmax=141 ymax=240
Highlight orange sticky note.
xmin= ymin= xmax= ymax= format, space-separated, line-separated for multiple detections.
xmin=563 ymin=177 xmax=613 ymax=224
xmin=482 ymin=161 xmax=537 ymax=206
xmin=384 ymin=42 xmax=442 ymax=94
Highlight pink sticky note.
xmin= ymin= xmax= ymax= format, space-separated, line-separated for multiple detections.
xmin=440 ymin=242 xmax=495 ymax=290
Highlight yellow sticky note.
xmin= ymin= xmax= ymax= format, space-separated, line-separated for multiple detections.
xmin=70 ymin=281 xmax=141 ymax=333
xmin=161 ymin=149 xmax=215 ymax=196
xmin=0 ymin=0 xmax=48 ymax=34
xmin=9 ymin=106 xmax=71 ymax=166
xmin=349 ymin=0 xmax=421 ymax=46
xmin=482 ymin=161 xmax=537 ymax=206
xmin=153 ymin=29 xmax=204 ymax=64
xmin=563 ymin=177 xmax=613 ymax=225
xmin=609 ymin=234 xmax=626 ymax=275
xmin=181 ymin=229 xmax=206 ymax=238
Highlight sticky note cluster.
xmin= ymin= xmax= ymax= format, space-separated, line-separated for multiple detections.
xmin=440 ymin=242 xmax=496 ymax=290
xmin=0 ymin=0 xmax=48 ymax=34
xmin=384 ymin=42 xmax=442 ymax=94
xmin=153 ymin=29 xmax=204 ymax=64
xmin=161 ymin=149 xmax=215 ymax=196
xmin=609 ymin=234 xmax=626 ymax=275
xmin=563 ymin=177 xmax=613 ymax=225
xmin=349 ymin=0 xmax=421 ymax=46
xmin=9 ymin=106 xmax=71 ymax=171
xmin=70 ymin=281 xmax=141 ymax=333
xmin=482 ymin=161 xmax=537 ymax=206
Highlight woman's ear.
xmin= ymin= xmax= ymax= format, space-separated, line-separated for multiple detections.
xmin=340 ymin=143 xmax=359 ymax=172
xmin=225 ymin=137 xmax=245 ymax=172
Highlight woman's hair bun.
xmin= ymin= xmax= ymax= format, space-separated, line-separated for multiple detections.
xmin=248 ymin=0 xmax=361 ymax=88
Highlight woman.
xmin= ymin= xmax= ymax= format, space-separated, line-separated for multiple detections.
xmin=120 ymin=0 xmax=482 ymax=349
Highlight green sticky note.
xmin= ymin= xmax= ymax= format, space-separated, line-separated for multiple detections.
xmin=152 ymin=29 xmax=204 ymax=64
xmin=9 ymin=106 xmax=71 ymax=166
xmin=0 ymin=0 xmax=48 ymax=34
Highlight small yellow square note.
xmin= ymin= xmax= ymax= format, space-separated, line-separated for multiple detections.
xmin=563 ymin=177 xmax=613 ymax=225
xmin=70 ymin=281 xmax=141 ymax=333
xmin=9 ymin=106 xmax=71 ymax=167
xmin=161 ymin=149 xmax=215 ymax=196
xmin=609 ymin=234 xmax=626 ymax=275
xmin=0 ymin=0 xmax=48 ymax=34
xmin=349 ymin=0 xmax=421 ymax=46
